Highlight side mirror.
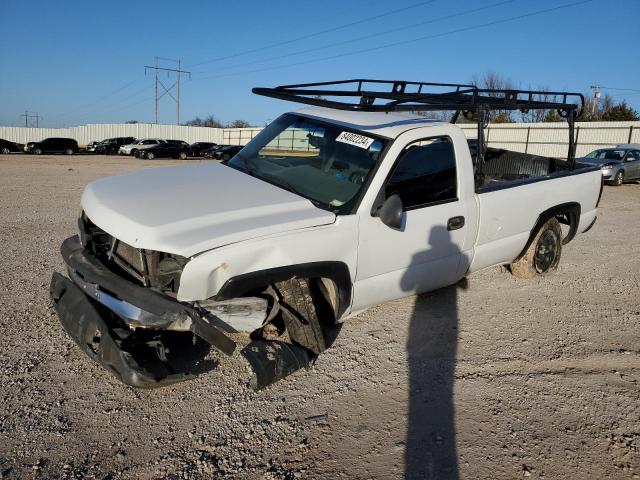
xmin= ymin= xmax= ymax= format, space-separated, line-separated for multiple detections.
xmin=374 ymin=194 xmax=404 ymax=229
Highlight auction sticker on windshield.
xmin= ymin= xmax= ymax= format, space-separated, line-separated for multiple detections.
xmin=336 ymin=131 xmax=375 ymax=149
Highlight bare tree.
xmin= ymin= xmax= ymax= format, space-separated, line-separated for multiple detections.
xmin=226 ymin=119 xmax=251 ymax=128
xmin=184 ymin=115 xmax=223 ymax=128
xmin=470 ymin=72 xmax=516 ymax=123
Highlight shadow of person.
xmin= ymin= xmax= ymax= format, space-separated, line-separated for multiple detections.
xmin=401 ymin=224 xmax=466 ymax=480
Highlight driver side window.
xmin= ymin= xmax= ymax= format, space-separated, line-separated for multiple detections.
xmin=385 ymin=137 xmax=457 ymax=210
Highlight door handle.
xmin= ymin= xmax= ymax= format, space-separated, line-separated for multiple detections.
xmin=447 ymin=216 xmax=465 ymax=231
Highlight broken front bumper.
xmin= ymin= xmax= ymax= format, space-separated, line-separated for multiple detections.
xmin=50 ymin=236 xmax=237 ymax=388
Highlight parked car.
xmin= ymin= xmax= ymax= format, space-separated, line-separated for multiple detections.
xmin=24 ymin=137 xmax=79 ymax=155
xmin=85 ymin=141 xmax=100 ymax=153
xmin=579 ymin=146 xmax=640 ymax=186
xmin=94 ymin=137 xmax=137 ymax=155
xmin=189 ymin=142 xmax=217 ymax=157
xmin=166 ymin=139 xmax=190 ymax=147
xmin=135 ymin=142 xmax=190 ymax=160
xmin=206 ymin=144 xmax=243 ymax=160
xmin=50 ymin=80 xmax=602 ymax=390
xmin=201 ymin=144 xmax=224 ymax=157
xmin=0 ymin=138 xmax=23 ymax=154
xmin=118 ymin=139 xmax=166 ymax=156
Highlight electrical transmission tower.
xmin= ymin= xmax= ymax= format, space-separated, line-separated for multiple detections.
xmin=21 ymin=111 xmax=42 ymax=127
xmin=144 ymin=57 xmax=191 ymax=125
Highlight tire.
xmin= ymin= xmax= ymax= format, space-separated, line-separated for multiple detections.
xmin=178 ymin=152 xmax=187 ymax=160
xmin=510 ymin=217 xmax=562 ymax=279
xmin=34 ymin=148 xmax=42 ymax=155
xmin=274 ymin=277 xmax=327 ymax=354
xmin=1 ymin=147 xmax=9 ymax=154
xmin=613 ymin=170 xmax=624 ymax=186
xmin=65 ymin=148 xmax=73 ymax=155
xmin=221 ymin=153 xmax=230 ymax=161
xmin=146 ymin=152 xmax=154 ymax=160
xmin=130 ymin=149 xmax=137 ymax=157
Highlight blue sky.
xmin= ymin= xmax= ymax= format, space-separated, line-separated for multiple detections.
xmin=0 ymin=0 xmax=638 ymax=127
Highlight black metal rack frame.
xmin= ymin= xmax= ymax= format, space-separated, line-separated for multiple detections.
xmin=253 ymin=79 xmax=585 ymax=171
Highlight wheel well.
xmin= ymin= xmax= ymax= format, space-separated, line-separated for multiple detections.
xmin=515 ymin=202 xmax=581 ymax=262
xmin=214 ymin=262 xmax=352 ymax=319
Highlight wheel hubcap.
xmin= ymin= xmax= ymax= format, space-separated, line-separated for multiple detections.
xmin=534 ymin=230 xmax=558 ymax=273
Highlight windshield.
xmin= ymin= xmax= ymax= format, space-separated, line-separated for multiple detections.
xmin=227 ymin=114 xmax=386 ymax=210
xmin=585 ymin=149 xmax=625 ymax=160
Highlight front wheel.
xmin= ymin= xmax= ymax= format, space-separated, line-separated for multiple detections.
xmin=146 ymin=152 xmax=154 ymax=160
xmin=510 ymin=217 xmax=562 ymax=279
xmin=178 ymin=152 xmax=187 ymax=160
xmin=1 ymin=147 xmax=9 ymax=154
xmin=130 ymin=149 xmax=137 ymax=157
xmin=65 ymin=148 xmax=74 ymax=155
xmin=34 ymin=148 xmax=42 ymax=155
xmin=613 ymin=170 xmax=624 ymax=186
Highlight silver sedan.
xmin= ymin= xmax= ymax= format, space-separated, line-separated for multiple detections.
xmin=579 ymin=146 xmax=640 ymax=186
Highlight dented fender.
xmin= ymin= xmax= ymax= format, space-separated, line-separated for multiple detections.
xmin=176 ymin=217 xmax=359 ymax=309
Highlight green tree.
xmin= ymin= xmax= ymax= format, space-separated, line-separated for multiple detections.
xmin=601 ymin=101 xmax=640 ymax=121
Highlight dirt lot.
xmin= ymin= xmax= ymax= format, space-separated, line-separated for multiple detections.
xmin=0 ymin=154 xmax=639 ymax=479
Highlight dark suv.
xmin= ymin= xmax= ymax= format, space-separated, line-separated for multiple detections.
xmin=25 ymin=137 xmax=79 ymax=155
xmin=94 ymin=137 xmax=136 ymax=155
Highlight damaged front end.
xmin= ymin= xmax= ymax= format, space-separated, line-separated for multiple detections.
xmin=51 ymin=231 xmax=317 ymax=390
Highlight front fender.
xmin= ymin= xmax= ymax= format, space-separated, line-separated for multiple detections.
xmin=176 ymin=216 xmax=359 ymax=312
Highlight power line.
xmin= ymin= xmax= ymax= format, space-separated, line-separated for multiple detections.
xmin=52 ymin=76 xmax=145 ymax=119
xmin=600 ymin=86 xmax=640 ymax=93
xmin=186 ymin=0 xmax=440 ymax=68
xmin=195 ymin=0 xmax=594 ymax=83
xmin=194 ymin=0 xmax=517 ymax=76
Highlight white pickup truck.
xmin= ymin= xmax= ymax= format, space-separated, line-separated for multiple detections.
xmin=51 ymin=80 xmax=602 ymax=389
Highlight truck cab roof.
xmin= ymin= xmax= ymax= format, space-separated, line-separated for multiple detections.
xmin=295 ymin=107 xmax=444 ymax=139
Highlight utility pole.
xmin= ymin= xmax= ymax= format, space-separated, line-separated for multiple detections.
xmin=21 ymin=111 xmax=42 ymax=127
xmin=589 ymin=85 xmax=601 ymax=115
xmin=144 ymin=58 xmax=190 ymax=125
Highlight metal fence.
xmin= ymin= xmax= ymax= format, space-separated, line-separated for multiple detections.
xmin=224 ymin=121 xmax=640 ymax=159
xmin=0 ymin=124 xmax=224 ymax=146
xmin=2 ymin=121 xmax=639 ymax=157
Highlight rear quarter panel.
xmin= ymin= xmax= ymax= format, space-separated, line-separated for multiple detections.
xmin=470 ymin=169 xmax=601 ymax=272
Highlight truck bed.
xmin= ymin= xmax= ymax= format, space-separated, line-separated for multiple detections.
xmin=474 ymin=147 xmax=598 ymax=192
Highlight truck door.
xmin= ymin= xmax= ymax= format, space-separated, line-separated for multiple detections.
xmin=353 ymin=135 xmax=471 ymax=311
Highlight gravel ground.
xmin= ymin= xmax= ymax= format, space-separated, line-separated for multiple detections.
xmin=0 ymin=154 xmax=638 ymax=480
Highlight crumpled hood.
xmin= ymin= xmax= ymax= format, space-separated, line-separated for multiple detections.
xmin=81 ymin=163 xmax=336 ymax=257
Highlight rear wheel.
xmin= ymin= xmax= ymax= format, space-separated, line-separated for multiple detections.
xmin=510 ymin=218 xmax=562 ymax=278
xmin=178 ymin=151 xmax=187 ymax=160
xmin=613 ymin=170 xmax=624 ymax=186
xmin=1 ymin=147 xmax=9 ymax=154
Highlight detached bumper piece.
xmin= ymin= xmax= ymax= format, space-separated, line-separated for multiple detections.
xmin=51 ymin=273 xmax=211 ymax=388
xmin=51 ymin=236 xmax=236 ymax=388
